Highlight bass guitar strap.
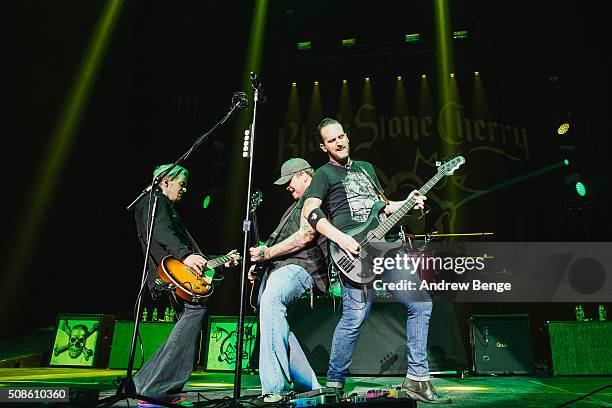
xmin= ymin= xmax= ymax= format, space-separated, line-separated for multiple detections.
xmin=352 ymin=161 xmax=389 ymax=205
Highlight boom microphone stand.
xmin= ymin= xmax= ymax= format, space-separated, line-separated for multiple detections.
xmin=233 ymin=72 xmax=264 ymax=400
xmin=97 ymin=91 xmax=248 ymax=408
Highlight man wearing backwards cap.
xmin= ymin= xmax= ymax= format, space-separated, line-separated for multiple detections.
xmin=249 ymin=158 xmax=328 ymax=403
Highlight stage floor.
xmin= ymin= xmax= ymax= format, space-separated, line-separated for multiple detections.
xmin=0 ymin=368 xmax=610 ymax=407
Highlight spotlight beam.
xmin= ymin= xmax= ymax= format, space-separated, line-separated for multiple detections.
xmin=457 ymin=161 xmax=566 ymax=208
xmin=1 ymin=0 xmax=124 ymax=329
xmin=223 ymin=0 xmax=269 ymax=245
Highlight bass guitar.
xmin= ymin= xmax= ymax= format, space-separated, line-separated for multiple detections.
xmin=157 ymin=250 xmax=241 ymax=302
xmin=329 ymin=156 xmax=465 ymax=285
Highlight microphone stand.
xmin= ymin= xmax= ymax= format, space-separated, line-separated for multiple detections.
xmin=97 ymin=92 xmax=247 ymax=408
xmin=233 ymin=76 xmax=262 ymax=400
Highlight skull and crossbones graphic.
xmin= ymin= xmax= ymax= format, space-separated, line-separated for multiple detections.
xmin=53 ymin=320 xmax=99 ymax=361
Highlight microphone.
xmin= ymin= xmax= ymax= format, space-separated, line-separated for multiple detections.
xmin=231 ymin=91 xmax=248 ymax=110
xmin=249 ymin=72 xmax=267 ymax=103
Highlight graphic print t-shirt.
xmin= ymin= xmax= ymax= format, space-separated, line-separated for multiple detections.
xmin=304 ymin=160 xmax=383 ymax=232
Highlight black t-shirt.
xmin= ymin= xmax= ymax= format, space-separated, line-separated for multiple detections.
xmin=304 ymin=160 xmax=383 ymax=232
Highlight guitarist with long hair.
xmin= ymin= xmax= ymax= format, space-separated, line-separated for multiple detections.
xmin=301 ymin=118 xmax=447 ymax=403
xmin=249 ymin=158 xmax=328 ymax=403
xmin=134 ymin=164 xmax=239 ymax=407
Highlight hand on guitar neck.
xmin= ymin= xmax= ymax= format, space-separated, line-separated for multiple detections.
xmin=183 ymin=250 xmax=240 ymax=276
xmin=249 ymin=245 xmax=269 ymax=262
xmin=223 ymin=249 xmax=241 ymax=268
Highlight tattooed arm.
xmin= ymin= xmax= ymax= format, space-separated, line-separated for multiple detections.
xmin=249 ymin=206 xmax=317 ymax=262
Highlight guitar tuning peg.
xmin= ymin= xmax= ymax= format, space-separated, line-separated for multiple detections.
xmin=435 ymin=161 xmax=441 ymax=166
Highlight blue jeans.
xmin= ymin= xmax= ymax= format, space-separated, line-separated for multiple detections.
xmin=134 ymin=301 xmax=206 ymax=400
xmin=327 ymin=259 xmax=432 ymax=385
xmin=259 ymin=264 xmax=321 ymax=395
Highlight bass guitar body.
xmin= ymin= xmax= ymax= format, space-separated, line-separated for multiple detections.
xmin=329 ymin=201 xmax=388 ymax=285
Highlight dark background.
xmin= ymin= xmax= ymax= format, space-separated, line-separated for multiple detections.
xmin=6 ymin=0 xmax=610 ymax=365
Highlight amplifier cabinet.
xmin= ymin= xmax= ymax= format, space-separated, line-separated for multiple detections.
xmin=469 ymin=314 xmax=534 ymax=374
xmin=547 ymin=321 xmax=612 ymax=375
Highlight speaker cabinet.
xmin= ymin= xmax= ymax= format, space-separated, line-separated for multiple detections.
xmin=50 ymin=314 xmax=115 ymax=368
xmin=547 ymin=321 xmax=612 ymax=375
xmin=108 ymin=321 xmax=176 ymax=369
xmin=469 ymin=314 xmax=534 ymax=374
xmin=287 ymin=298 xmax=468 ymax=375
xmin=203 ymin=316 xmax=258 ymax=371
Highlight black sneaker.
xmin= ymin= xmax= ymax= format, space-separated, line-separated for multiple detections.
xmin=401 ymin=378 xmax=451 ymax=404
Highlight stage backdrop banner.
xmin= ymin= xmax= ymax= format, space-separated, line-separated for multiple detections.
xmin=49 ymin=314 xmax=115 ymax=368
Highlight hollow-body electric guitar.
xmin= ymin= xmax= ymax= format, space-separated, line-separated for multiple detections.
xmin=329 ymin=156 xmax=465 ymax=285
xmin=157 ymin=250 xmax=240 ymax=302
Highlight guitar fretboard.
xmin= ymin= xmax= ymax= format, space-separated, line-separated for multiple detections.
xmin=207 ymin=255 xmax=232 ymax=269
xmin=372 ymin=171 xmax=444 ymax=239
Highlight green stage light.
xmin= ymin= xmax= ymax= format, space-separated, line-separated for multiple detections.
xmin=342 ymin=38 xmax=356 ymax=48
xmin=563 ymin=159 xmax=570 ymax=166
xmin=575 ymin=181 xmax=586 ymax=197
xmin=297 ymin=41 xmax=311 ymax=50
xmin=453 ymin=30 xmax=468 ymax=39
xmin=202 ymin=195 xmax=211 ymax=209
xmin=405 ymin=33 xmax=421 ymax=43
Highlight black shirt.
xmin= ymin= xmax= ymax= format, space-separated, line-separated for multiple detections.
xmin=267 ymin=198 xmax=329 ymax=293
xmin=303 ymin=160 xmax=383 ymax=233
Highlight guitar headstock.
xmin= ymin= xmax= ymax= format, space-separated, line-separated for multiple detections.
xmin=437 ymin=156 xmax=465 ymax=176
xmin=250 ymin=190 xmax=263 ymax=212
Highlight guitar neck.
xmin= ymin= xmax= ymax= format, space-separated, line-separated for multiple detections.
xmin=207 ymin=255 xmax=231 ymax=269
xmin=251 ymin=212 xmax=260 ymax=246
xmin=373 ymin=171 xmax=444 ymax=238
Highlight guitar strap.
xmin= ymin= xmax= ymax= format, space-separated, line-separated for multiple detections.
xmin=352 ymin=161 xmax=389 ymax=205
xmin=266 ymin=198 xmax=302 ymax=246
xmin=254 ymin=199 xmax=303 ymax=307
